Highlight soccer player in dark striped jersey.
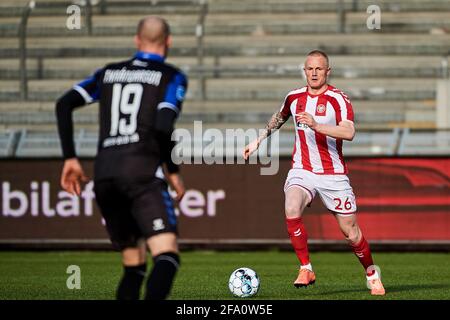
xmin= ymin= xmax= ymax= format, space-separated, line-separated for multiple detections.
xmin=56 ymin=16 xmax=187 ymax=300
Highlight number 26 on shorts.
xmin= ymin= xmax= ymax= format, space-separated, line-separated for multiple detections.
xmin=334 ymin=197 xmax=353 ymax=211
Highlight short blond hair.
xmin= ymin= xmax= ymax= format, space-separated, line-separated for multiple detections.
xmin=306 ymin=50 xmax=329 ymax=67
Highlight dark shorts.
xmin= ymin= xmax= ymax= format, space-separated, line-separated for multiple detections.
xmin=94 ymin=177 xmax=177 ymax=251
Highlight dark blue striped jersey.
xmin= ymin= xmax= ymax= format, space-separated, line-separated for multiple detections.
xmin=72 ymin=51 xmax=188 ymax=180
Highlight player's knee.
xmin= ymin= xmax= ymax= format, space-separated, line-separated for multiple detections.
xmin=285 ymin=202 xmax=301 ymax=218
xmin=345 ymin=226 xmax=361 ymax=244
xmin=122 ymin=249 xmax=145 ymax=266
xmin=147 ymin=232 xmax=178 ymax=257
xmin=285 ymin=195 xmax=309 ymax=218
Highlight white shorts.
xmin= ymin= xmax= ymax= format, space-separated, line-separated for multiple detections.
xmin=284 ymin=168 xmax=357 ymax=215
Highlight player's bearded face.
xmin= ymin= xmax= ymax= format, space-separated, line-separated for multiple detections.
xmin=304 ymin=56 xmax=330 ymax=90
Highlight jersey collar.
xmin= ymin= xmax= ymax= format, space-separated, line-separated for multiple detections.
xmin=307 ymin=84 xmax=330 ymax=97
xmin=134 ymin=51 xmax=165 ymax=63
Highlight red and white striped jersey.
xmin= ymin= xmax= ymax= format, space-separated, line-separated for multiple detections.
xmin=279 ymin=85 xmax=354 ymax=174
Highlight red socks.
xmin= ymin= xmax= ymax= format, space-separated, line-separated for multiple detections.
xmin=286 ymin=217 xmax=375 ymax=276
xmin=286 ymin=217 xmax=310 ymax=265
xmin=350 ymin=235 xmax=375 ymax=276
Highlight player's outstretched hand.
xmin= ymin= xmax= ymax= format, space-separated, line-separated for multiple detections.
xmin=243 ymin=139 xmax=260 ymax=160
xmin=60 ymin=158 xmax=89 ymax=196
xmin=168 ymin=173 xmax=185 ymax=202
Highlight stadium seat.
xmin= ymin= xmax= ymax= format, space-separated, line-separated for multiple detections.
xmin=0 ymin=0 xmax=449 ymax=155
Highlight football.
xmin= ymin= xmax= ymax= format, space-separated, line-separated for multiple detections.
xmin=228 ymin=267 xmax=260 ymax=298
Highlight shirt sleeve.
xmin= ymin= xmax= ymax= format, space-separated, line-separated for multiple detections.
xmin=154 ymin=71 xmax=188 ymax=174
xmin=343 ymin=101 xmax=354 ymax=123
xmin=337 ymin=91 xmax=354 ymax=123
xmin=55 ymin=89 xmax=87 ymax=159
xmin=72 ymin=68 xmax=103 ymax=104
xmin=157 ymin=71 xmax=188 ymax=116
xmin=279 ymin=93 xmax=293 ymax=119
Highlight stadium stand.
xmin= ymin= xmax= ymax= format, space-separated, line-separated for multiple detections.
xmin=0 ymin=0 xmax=449 ymax=156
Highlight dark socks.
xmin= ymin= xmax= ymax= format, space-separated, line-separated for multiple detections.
xmin=145 ymin=252 xmax=180 ymax=300
xmin=116 ymin=263 xmax=147 ymax=300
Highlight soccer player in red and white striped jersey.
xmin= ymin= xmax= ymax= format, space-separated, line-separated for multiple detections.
xmin=281 ymin=83 xmax=353 ymax=174
xmin=244 ymin=50 xmax=385 ymax=296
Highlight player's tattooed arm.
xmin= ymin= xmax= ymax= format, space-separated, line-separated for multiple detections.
xmin=258 ymin=111 xmax=289 ymax=143
xmin=243 ymin=111 xmax=289 ymax=160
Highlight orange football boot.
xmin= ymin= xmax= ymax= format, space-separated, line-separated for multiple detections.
xmin=294 ymin=268 xmax=316 ymax=288
xmin=368 ymin=277 xmax=385 ymax=296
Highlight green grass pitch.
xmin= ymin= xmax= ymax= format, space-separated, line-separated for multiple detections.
xmin=0 ymin=251 xmax=449 ymax=300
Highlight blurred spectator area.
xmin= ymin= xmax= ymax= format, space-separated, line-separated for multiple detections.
xmin=0 ymin=0 xmax=449 ymax=157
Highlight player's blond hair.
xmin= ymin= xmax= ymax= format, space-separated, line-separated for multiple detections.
xmin=306 ymin=50 xmax=330 ymax=67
